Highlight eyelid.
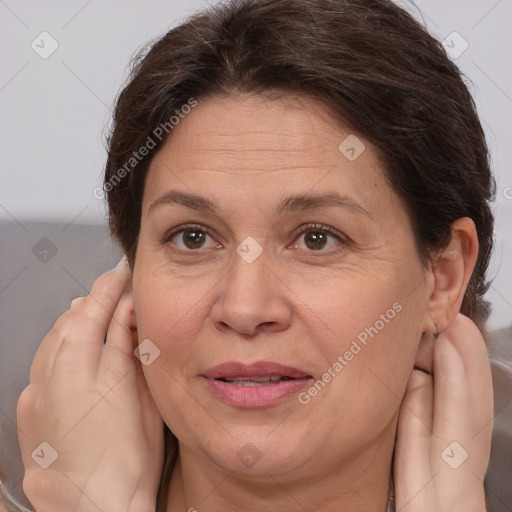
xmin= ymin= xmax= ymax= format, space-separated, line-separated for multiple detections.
xmin=292 ymin=222 xmax=341 ymax=236
xmin=291 ymin=223 xmax=349 ymax=246
xmin=163 ymin=222 xmax=349 ymax=252
xmin=163 ymin=223 xmax=221 ymax=248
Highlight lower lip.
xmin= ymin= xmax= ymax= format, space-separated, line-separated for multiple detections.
xmin=202 ymin=377 xmax=312 ymax=408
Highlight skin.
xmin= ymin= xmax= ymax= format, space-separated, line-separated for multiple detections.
xmin=132 ymin=93 xmax=491 ymax=511
xmin=17 ymin=261 xmax=163 ymax=512
xmin=16 ymin=93 xmax=492 ymax=512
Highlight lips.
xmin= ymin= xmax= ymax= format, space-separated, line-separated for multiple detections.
xmin=202 ymin=361 xmax=312 ymax=380
xmin=201 ymin=361 xmax=313 ymax=407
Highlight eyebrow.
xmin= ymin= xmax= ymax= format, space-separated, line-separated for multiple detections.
xmin=148 ymin=190 xmax=372 ymax=219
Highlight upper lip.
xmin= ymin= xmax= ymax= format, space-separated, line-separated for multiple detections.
xmin=203 ymin=361 xmax=312 ymax=379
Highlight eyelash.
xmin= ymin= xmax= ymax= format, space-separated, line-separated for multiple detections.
xmin=292 ymin=223 xmax=348 ymax=253
xmin=163 ymin=223 xmax=348 ymax=255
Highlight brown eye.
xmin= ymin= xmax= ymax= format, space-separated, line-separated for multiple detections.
xmin=304 ymin=231 xmax=328 ymax=250
xmin=165 ymin=225 xmax=220 ymax=251
xmin=292 ymin=224 xmax=346 ymax=253
xmin=180 ymin=229 xmax=207 ymax=249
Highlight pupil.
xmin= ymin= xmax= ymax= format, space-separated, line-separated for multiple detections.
xmin=305 ymin=232 xmax=326 ymax=250
xmin=181 ymin=230 xmax=327 ymax=250
xmin=184 ymin=230 xmax=205 ymax=249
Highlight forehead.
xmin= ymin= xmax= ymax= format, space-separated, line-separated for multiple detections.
xmin=143 ymin=93 xmax=395 ymax=216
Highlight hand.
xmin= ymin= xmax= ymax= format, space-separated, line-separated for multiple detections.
xmin=394 ymin=313 xmax=493 ymax=512
xmin=17 ymin=258 xmax=164 ymax=512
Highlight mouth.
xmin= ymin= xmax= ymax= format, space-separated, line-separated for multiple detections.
xmin=201 ymin=361 xmax=313 ymax=407
xmin=215 ymin=375 xmax=298 ymax=386
xmin=203 ymin=360 xmax=312 ymax=380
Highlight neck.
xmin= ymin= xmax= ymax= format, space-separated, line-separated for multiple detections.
xmin=166 ymin=420 xmax=397 ymax=512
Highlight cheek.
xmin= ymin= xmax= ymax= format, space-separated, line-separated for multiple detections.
xmin=132 ymin=266 xmax=222 ymax=414
xmin=309 ymin=265 xmax=427 ymax=405
xmin=314 ymin=263 xmax=422 ymax=344
xmin=132 ymin=272 xmax=210 ymax=430
xmin=133 ymin=267 xmax=212 ymax=344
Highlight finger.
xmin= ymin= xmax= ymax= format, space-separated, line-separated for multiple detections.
xmin=70 ymin=257 xmax=131 ymax=342
xmin=395 ymin=368 xmax=434 ymax=502
xmin=438 ymin=314 xmax=493 ymax=429
xmin=432 ymin=315 xmax=493 ymax=478
xmin=432 ymin=334 xmax=468 ymax=439
xmin=105 ymin=278 xmax=137 ymax=357
xmin=29 ymin=258 xmax=130 ymax=385
xmin=428 ymin=323 xmax=490 ymax=509
xmin=98 ymin=285 xmax=139 ymax=386
xmin=53 ymin=258 xmax=132 ymax=382
xmin=23 ymin=470 xmax=82 ymax=512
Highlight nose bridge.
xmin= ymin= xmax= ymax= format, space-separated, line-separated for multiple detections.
xmin=211 ymin=240 xmax=291 ymax=335
xmin=225 ymin=242 xmax=273 ymax=305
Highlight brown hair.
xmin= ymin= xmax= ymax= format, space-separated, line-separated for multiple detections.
xmin=102 ymin=0 xmax=495 ymax=504
xmin=104 ymin=0 xmax=495 ymax=331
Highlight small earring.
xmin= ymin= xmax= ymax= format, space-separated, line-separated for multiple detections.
xmin=432 ymin=320 xmax=440 ymax=339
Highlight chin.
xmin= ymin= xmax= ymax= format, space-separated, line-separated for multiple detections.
xmin=197 ymin=432 xmax=313 ymax=477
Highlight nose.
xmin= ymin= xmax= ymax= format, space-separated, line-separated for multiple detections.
xmin=210 ymin=250 xmax=292 ymax=337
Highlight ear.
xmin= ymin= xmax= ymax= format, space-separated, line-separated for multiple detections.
xmin=422 ymin=217 xmax=479 ymax=336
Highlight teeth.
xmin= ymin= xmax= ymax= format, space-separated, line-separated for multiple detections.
xmin=224 ymin=375 xmax=283 ymax=382
xmin=221 ymin=375 xmax=289 ymax=386
xmin=249 ymin=375 xmax=282 ymax=382
xmin=228 ymin=380 xmax=277 ymax=386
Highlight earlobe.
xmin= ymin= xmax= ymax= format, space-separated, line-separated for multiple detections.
xmin=423 ymin=217 xmax=479 ymax=334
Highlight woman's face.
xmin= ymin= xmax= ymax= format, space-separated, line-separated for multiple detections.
xmin=132 ymin=93 xmax=432 ymax=479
